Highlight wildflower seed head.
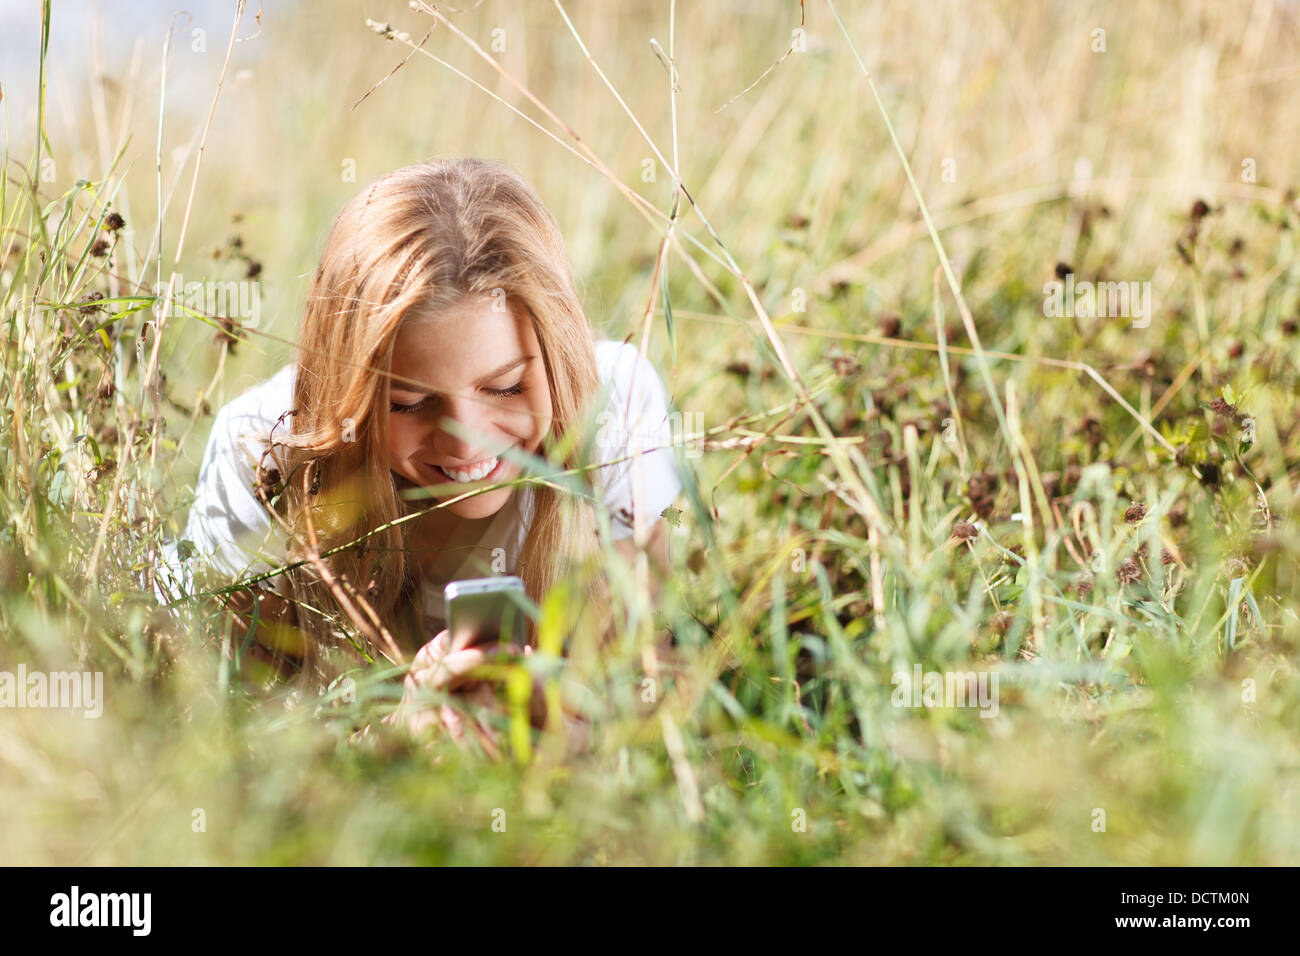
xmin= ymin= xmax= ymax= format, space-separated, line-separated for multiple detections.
xmin=1115 ymin=557 xmax=1143 ymax=585
xmin=1124 ymin=502 xmax=1148 ymax=523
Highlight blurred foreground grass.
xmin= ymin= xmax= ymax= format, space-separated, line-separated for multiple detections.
xmin=1 ymin=0 xmax=1299 ymax=864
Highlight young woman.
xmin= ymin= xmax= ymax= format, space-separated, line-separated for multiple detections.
xmin=166 ymin=157 xmax=683 ymax=750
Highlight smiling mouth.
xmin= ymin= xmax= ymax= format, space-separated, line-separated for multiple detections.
xmin=428 ymin=446 xmax=514 ymax=484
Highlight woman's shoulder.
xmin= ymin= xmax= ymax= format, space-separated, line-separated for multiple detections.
xmin=205 ymin=362 xmax=297 ymax=467
xmin=213 ymin=362 xmax=296 ymax=434
xmin=593 ymin=336 xmax=652 ymax=376
xmin=587 ymin=338 xmax=681 ymax=537
xmin=591 ymin=338 xmax=671 ymax=403
xmin=178 ymin=362 xmax=297 ymax=585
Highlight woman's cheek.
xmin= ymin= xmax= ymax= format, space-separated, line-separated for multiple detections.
xmin=386 ymin=417 xmax=416 ymax=464
xmin=519 ymin=403 xmax=550 ymax=446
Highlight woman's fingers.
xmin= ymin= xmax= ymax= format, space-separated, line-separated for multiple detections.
xmin=471 ymin=718 xmax=503 ymax=761
xmin=409 ymin=646 xmax=488 ymax=691
xmin=398 ymin=629 xmax=519 ymax=762
xmin=412 ymin=630 xmax=451 ymax=667
xmin=440 ymin=703 xmax=465 ymax=743
xmin=440 ymin=695 xmax=505 ymax=760
xmin=405 ymin=706 xmax=441 ymax=737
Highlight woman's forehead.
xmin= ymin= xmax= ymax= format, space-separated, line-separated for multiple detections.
xmin=389 ymin=300 xmax=537 ymax=392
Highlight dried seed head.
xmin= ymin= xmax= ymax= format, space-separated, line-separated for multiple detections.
xmin=254 ymin=465 xmax=283 ymax=505
xmin=1198 ymin=461 xmax=1222 ymax=488
xmin=78 ymin=291 xmax=105 ymax=315
xmin=829 ymin=351 xmax=860 ymax=377
xmin=1115 ymin=557 xmax=1143 ymax=585
xmin=1080 ymin=416 xmax=1102 ymax=444
xmin=1124 ymin=502 xmax=1148 ymax=523
xmin=1129 ymin=349 xmax=1158 ymax=379
xmin=1207 ymin=396 xmax=1241 ymax=420
xmin=214 ymin=315 xmax=242 ymax=349
xmin=967 ymin=470 xmax=998 ymax=520
xmin=990 ymin=610 xmax=1014 ymax=635
xmin=968 ymin=471 xmax=998 ymax=498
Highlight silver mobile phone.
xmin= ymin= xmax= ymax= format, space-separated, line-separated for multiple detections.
xmin=444 ymin=575 xmax=530 ymax=648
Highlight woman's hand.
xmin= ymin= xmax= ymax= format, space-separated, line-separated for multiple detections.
xmin=386 ymin=629 xmax=495 ymax=755
xmin=386 ymin=629 xmax=537 ymax=759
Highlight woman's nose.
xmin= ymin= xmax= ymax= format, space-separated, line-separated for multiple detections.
xmin=428 ymin=397 xmax=493 ymax=462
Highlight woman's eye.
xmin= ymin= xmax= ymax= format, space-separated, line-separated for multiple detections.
xmin=389 ymin=398 xmax=428 ymax=415
xmin=390 ymin=383 xmax=522 ymax=412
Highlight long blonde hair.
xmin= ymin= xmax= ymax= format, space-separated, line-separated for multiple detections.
xmin=273 ymin=158 xmax=610 ymax=685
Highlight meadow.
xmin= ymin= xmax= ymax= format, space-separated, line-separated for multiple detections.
xmin=1 ymin=0 xmax=1298 ymax=864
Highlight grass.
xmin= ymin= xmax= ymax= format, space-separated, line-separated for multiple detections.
xmin=1 ymin=0 xmax=1298 ymax=865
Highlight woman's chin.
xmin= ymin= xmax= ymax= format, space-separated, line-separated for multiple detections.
xmin=445 ymin=487 xmax=513 ymax=521
xmin=393 ymin=470 xmax=512 ymax=516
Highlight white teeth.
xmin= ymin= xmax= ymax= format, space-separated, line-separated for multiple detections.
xmin=438 ymin=456 xmax=498 ymax=483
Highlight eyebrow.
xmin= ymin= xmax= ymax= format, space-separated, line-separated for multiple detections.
xmin=389 ymin=355 xmax=533 ymax=396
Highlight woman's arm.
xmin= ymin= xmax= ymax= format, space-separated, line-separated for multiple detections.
xmin=220 ymin=584 xmax=303 ymax=680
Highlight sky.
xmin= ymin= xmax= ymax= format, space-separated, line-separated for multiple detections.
xmin=0 ymin=0 xmax=246 ymax=152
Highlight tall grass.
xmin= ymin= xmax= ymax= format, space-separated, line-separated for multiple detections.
xmin=1 ymin=0 xmax=1298 ymax=864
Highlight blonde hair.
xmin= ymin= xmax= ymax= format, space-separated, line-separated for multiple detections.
xmin=273 ymin=158 xmax=610 ymax=685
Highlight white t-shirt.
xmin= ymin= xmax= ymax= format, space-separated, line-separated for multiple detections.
xmin=157 ymin=338 xmax=683 ymax=627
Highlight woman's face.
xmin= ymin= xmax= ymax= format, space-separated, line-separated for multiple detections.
xmin=386 ymin=293 xmax=553 ymax=521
